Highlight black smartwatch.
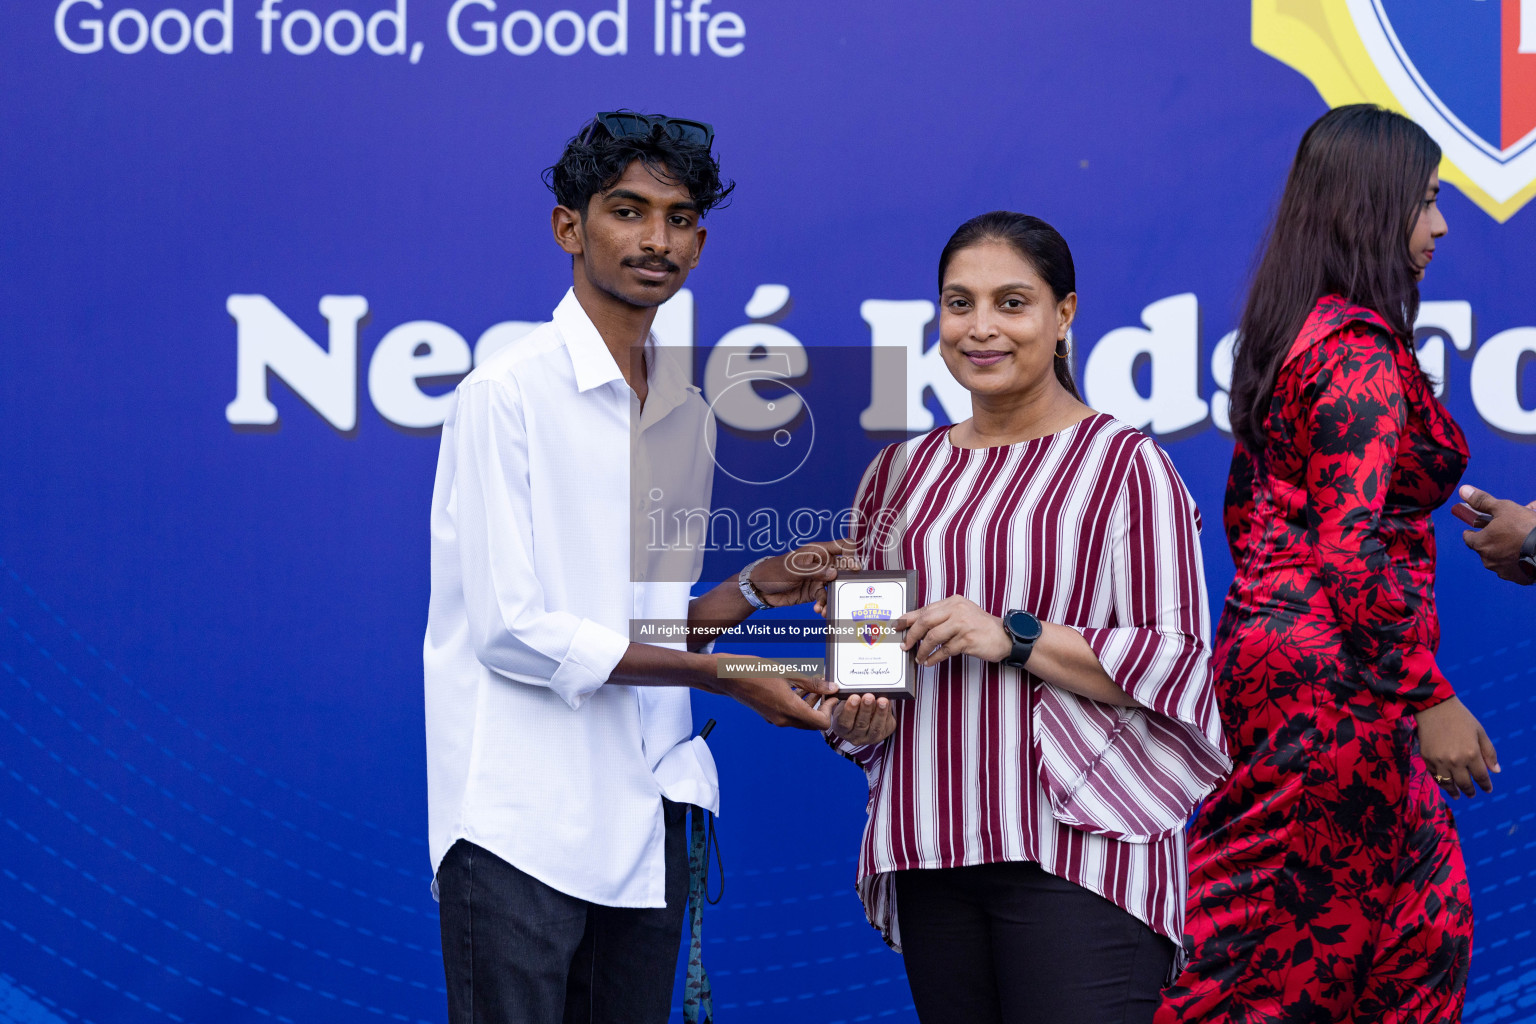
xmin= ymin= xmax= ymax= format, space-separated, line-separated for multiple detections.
xmin=1001 ymin=610 xmax=1044 ymax=669
xmin=1519 ymin=527 xmax=1536 ymax=584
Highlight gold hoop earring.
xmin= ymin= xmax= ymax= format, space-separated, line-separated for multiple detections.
xmin=1054 ymin=339 xmax=1070 ymax=359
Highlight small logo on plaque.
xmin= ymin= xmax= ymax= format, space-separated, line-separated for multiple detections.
xmin=852 ymin=601 xmax=891 ymax=646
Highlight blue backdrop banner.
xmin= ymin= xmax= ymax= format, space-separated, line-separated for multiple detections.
xmin=3 ymin=2 xmax=1535 ymax=1022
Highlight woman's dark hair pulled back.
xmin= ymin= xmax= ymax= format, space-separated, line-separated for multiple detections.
xmin=938 ymin=211 xmax=1080 ymax=399
xmin=1228 ymin=104 xmax=1440 ymax=450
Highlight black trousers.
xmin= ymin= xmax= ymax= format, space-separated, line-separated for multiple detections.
xmin=436 ymin=801 xmax=688 ymax=1024
xmin=894 ymin=861 xmax=1176 ymax=1024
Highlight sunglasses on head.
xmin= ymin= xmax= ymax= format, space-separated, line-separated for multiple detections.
xmin=583 ymin=111 xmax=715 ymax=150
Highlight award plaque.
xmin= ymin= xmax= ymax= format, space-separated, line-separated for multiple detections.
xmin=825 ymin=570 xmax=917 ymax=698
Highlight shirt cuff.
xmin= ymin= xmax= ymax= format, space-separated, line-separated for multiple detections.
xmin=825 ymin=730 xmax=883 ymax=770
xmin=653 ymin=735 xmax=721 ymax=816
xmin=549 ymin=618 xmax=630 ymax=710
xmin=1391 ymin=644 xmax=1458 ymax=712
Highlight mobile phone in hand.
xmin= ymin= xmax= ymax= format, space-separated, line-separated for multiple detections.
xmin=1451 ymin=502 xmax=1493 ymax=529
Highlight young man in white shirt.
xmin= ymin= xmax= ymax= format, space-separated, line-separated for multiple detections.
xmin=425 ymin=112 xmax=840 ymax=1024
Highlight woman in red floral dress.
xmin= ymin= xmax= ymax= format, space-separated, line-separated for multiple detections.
xmin=1159 ymin=105 xmax=1501 ymax=1022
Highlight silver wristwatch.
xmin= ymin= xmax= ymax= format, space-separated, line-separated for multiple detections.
xmin=738 ymin=556 xmax=773 ymax=610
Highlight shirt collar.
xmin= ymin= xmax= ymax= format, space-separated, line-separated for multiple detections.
xmin=554 ymin=288 xmax=626 ymax=393
xmin=637 ymin=341 xmax=698 ymax=430
xmin=554 ymin=287 xmax=702 ymax=409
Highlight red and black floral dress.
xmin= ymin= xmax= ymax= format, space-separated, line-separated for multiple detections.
xmin=1158 ymin=296 xmax=1473 ymax=1023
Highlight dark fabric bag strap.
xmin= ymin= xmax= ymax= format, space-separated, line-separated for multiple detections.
xmin=684 ymin=804 xmax=722 ymax=1024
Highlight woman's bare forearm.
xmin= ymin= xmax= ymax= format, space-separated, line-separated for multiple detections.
xmin=1026 ymin=623 xmax=1142 ymax=708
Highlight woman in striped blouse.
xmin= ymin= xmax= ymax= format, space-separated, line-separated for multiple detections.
xmin=819 ymin=212 xmax=1229 ymax=1024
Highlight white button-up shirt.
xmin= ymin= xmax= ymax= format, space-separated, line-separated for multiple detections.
xmin=425 ymin=288 xmax=719 ymax=908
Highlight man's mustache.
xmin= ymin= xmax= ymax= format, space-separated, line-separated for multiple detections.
xmin=623 ymin=256 xmax=680 ymax=273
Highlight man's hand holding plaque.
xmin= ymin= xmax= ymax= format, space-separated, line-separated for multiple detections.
xmin=745 ymin=538 xmax=863 ymax=607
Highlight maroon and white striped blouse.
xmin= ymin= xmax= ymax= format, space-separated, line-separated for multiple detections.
xmin=835 ymin=413 xmax=1230 ymax=961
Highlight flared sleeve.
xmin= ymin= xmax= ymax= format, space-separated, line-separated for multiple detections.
xmin=1034 ymin=438 xmax=1231 ymax=842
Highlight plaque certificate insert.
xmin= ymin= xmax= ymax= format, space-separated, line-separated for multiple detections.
xmin=826 ymin=570 xmax=917 ymax=698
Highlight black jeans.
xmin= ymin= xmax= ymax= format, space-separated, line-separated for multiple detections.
xmin=437 ymin=800 xmax=688 ymax=1024
xmin=894 ymin=861 xmax=1175 ymax=1024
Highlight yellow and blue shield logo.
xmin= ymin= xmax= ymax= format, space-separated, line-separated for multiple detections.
xmin=851 ymin=601 xmax=891 ymax=646
xmin=1256 ymin=0 xmax=1536 ymax=221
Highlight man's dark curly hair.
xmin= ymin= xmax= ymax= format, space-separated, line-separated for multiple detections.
xmin=543 ymin=114 xmax=734 ymax=217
